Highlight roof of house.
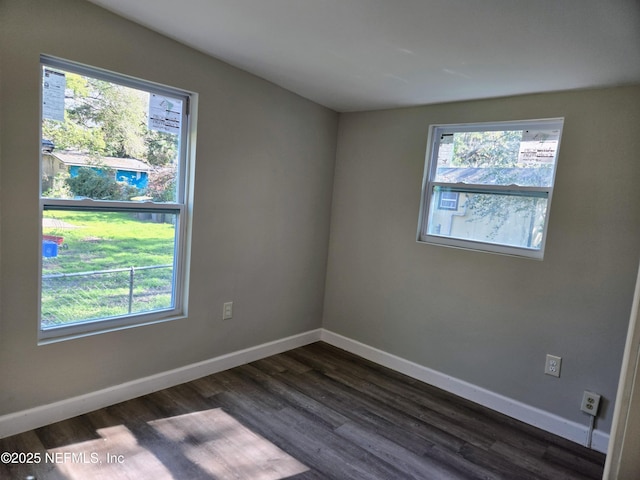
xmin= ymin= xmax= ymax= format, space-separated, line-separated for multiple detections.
xmin=52 ymin=151 xmax=150 ymax=173
xmin=41 ymin=139 xmax=55 ymax=153
xmin=435 ymin=167 xmax=553 ymax=187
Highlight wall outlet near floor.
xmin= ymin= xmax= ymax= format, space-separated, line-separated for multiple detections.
xmin=580 ymin=391 xmax=601 ymax=416
xmin=223 ymin=301 xmax=233 ymax=320
xmin=544 ymin=354 xmax=562 ymax=377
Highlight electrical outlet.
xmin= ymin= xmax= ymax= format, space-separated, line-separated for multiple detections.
xmin=580 ymin=391 xmax=601 ymax=416
xmin=544 ymin=354 xmax=561 ymax=377
xmin=223 ymin=301 xmax=233 ymax=320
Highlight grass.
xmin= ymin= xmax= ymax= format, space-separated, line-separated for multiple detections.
xmin=42 ymin=210 xmax=176 ymax=326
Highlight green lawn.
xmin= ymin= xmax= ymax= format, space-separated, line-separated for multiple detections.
xmin=42 ymin=210 xmax=177 ymax=327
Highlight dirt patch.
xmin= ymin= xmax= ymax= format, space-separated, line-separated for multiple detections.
xmin=43 ymin=218 xmax=80 ymax=229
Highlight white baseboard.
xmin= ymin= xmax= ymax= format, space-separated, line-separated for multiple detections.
xmin=320 ymin=329 xmax=610 ymax=454
xmin=0 ymin=327 xmax=609 ymax=454
xmin=0 ymin=329 xmax=322 ymax=439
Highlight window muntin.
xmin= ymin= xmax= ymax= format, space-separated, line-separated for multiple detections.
xmin=437 ymin=190 xmax=460 ymax=211
xmin=40 ymin=56 xmax=192 ymax=340
xmin=418 ymin=119 xmax=563 ymax=259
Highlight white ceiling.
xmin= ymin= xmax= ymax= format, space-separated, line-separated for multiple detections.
xmin=87 ymin=0 xmax=640 ymax=112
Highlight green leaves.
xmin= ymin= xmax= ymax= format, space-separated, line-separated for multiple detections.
xmin=66 ymin=166 xmax=139 ymax=201
xmin=44 ymin=73 xmax=178 ymax=166
xmin=452 ymin=130 xmax=521 ymax=168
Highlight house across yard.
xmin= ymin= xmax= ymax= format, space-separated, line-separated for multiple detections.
xmin=42 ymin=149 xmax=150 ymax=191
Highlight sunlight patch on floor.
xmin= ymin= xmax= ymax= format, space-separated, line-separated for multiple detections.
xmin=45 ymin=409 xmax=308 ymax=479
xmin=48 ymin=424 xmax=173 ymax=479
xmin=149 ymin=408 xmax=309 ymax=479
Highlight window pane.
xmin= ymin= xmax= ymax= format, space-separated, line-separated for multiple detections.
xmin=427 ymin=188 xmax=548 ymax=250
xmin=41 ymin=67 xmax=181 ymax=202
xmin=41 ymin=209 xmax=177 ymax=328
xmin=434 ymin=129 xmax=559 ymax=187
xmin=438 ymin=191 xmax=459 ymax=211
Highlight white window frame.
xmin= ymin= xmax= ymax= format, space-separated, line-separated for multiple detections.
xmin=417 ymin=118 xmax=563 ymax=260
xmin=39 ymin=55 xmax=194 ymax=342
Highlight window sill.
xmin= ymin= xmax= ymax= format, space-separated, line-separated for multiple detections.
xmin=38 ymin=311 xmax=188 ymax=345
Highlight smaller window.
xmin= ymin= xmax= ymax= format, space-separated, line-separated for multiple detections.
xmin=438 ymin=191 xmax=459 ymax=211
xmin=417 ymin=118 xmax=563 ymax=259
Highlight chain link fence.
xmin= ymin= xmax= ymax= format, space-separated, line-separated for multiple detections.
xmin=41 ymin=264 xmax=173 ymax=327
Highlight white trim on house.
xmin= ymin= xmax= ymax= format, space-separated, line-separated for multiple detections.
xmin=0 ymin=328 xmax=609 ymax=453
xmin=53 ymin=151 xmax=150 ymax=173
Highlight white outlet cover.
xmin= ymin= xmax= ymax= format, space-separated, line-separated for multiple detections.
xmin=545 ymin=354 xmax=562 ymax=377
xmin=223 ymin=302 xmax=233 ymax=320
xmin=580 ymin=390 xmax=601 ymax=416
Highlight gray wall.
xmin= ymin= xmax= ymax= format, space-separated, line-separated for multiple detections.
xmin=323 ymin=87 xmax=640 ymax=432
xmin=0 ymin=0 xmax=337 ymax=415
xmin=2 ymin=0 xmax=639 ymax=441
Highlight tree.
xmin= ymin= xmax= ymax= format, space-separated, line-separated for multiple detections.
xmin=42 ymin=70 xmax=180 ymax=203
xmin=146 ymin=165 xmax=177 ymax=202
xmin=145 ymin=130 xmax=179 ymax=167
xmin=452 ymin=130 xmax=521 ymax=169
xmin=93 ymin=80 xmax=147 ymax=159
xmin=42 ymin=72 xmax=178 ymax=167
xmin=451 ymin=131 xmax=546 ymax=247
xmin=43 ymin=171 xmax=72 ymax=199
xmin=66 ymin=166 xmax=139 ymax=201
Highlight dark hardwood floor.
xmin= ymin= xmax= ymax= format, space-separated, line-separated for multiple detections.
xmin=0 ymin=342 xmax=606 ymax=479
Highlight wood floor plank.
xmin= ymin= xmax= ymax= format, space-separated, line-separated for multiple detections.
xmin=0 ymin=342 xmax=606 ymax=479
xmin=335 ymin=420 xmax=472 ymax=480
xmin=544 ymin=444 xmax=606 ymax=480
xmin=458 ymin=443 xmax=552 ymax=480
xmin=213 ymin=390 xmax=407 ymax=479
xmin=34 ymin=414 xmax=103 ymax=450
xmin=301 ymin=343 xmax=549 ymax=455
xmin=318 ymin=362 xmax=500 ymax=449
xmin=181 ymin=373 xmax=228 ymax=400
xmin=250 ymin=358 xmax=500 ymax=480
xmin=292 ymin=342 xmax=606 ymax=476
xmin=280 ymin=351 xmax=557 ymax=479
xmin=0 ymin=430 xmax=65 ymax=480
xmin=489 ymin=440 xmax=593 ymax=480
xmin=280 ymin=367 xmax=487 ymax=452
xmin=234 ymin=363 xmax=351 ymax=429
xmin=254 ymin=352 xmax=314 ymax=375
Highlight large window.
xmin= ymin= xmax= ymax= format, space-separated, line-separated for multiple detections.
xmin=417 ymin=119 xmax=563 ymax=259
xmin=39 ymin=56 xmax=193 ymax=340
